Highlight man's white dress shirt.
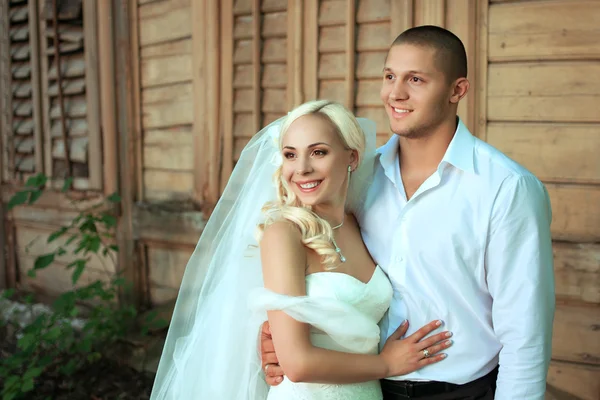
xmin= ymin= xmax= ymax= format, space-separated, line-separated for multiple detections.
xmin=356 ymin=118 xmax=555 ymax=399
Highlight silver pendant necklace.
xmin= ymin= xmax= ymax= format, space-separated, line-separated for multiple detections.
xmin=331 ymin=216 xmax=346 ymax=263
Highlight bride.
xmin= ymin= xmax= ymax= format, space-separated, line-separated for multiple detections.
xmin=150 ymin=100 xmax=452 ymax=400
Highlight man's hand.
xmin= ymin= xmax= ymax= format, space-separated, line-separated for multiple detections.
xmin=260 ymin=321 xmax=284 ymax=385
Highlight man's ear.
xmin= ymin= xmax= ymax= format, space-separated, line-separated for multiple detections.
xmin=450 ymin=78 xmax=469 ymax=104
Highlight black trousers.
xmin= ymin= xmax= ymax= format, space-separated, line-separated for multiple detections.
xmin=381 ymin=366 xmax=498 ymax=400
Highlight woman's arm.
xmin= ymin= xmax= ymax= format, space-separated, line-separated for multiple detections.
xmin=260 ymin=222 xmax=450 ymax=384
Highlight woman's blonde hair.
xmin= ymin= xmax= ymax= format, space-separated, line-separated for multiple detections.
xmin=257 ymin=100 xmax=366 ymax=269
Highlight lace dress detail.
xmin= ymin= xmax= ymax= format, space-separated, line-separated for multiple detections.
xmin=265 ymin=266 xmax=393 ymax=400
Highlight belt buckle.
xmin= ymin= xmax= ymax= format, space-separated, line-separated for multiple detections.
xmin=404 ymin=382 xmax=414 ymax=398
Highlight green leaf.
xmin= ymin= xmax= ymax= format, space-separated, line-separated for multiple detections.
xmin=107 ymin=192 xmax=121 ymax=203
xmin=79 ymin=219 xmax=97 ymax=233
xmin=28 ymin=190 xmax=43 ymax=205
xmin=2 ymin=289 xmax=15 ymax=299
xmin=72 ymin=262 xmax=86 ymax=285
xmin=7 ymin=191 xmax=29 ymax=210
xmin=65 ymin=234 xmax=78 ymax=246
xmin=34 ymin=253 xmax=55 ymax=270
xmin=17 ymin=333 xmax=37 ymax=351
xmin=48 ymin=227 xmax=68 ymax=243
xmin=27 ymin=269 xmax=37 ymax=278
xmin=62 ymin=177 xmax=74 ymax=192
xmin=100 ymin=213 xmax=117 ymax=228
xmin=25 ymin=173 xmax=47 ymax=188
xmin=56 ymin=247 xmax=67 ymax=256
xmin=88 ymin=236 xmax=101 ymax=253
xmin=23 ymin=366 xmax=44 ymax=380
xmin=20 ymin=377 xmax=34 ymax=392
xmin=109 ymin=244 xmax=119 ymax=252
xmin=43 ymin=326 xmax=62 ymax=341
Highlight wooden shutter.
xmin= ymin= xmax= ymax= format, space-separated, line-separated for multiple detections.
xmin=37 ymin=0 xmax=101 ymax=190
xmin=1 ymin=0 xmax=43 ymax=182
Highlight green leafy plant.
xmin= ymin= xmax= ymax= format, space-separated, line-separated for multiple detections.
xmin=0 ymin=174 xmax=167 ymax=400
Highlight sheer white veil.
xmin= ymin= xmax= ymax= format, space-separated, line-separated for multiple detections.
xmin=150 ymin=115 xmax=377 ymax=399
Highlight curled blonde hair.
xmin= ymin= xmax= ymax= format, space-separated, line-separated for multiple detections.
xmin=257 ymin=100 xmax=366 ymax=269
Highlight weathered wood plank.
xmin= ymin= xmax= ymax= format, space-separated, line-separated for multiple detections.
xmin=140 ymin=38 xmax=192 ymax=58
xmin=319 ymin=0 xmax=391 ymax=25
xmin=553 ymin=241 xmax=600 ymax=305
xmin=138 ymin=0 xmax=191 ymax=46
xmin=357 ymin=0 xmax=390 ymax=23
xmin=547 ymin=360 xmax=600 ymax=400
xmin=357 ymin=51 xmax=386 ymax=79
xmin=262 ymin=88 xmax=287 ymax=112
xmin=140 ymin=53 xmax=192 ymax=87
xmin=221 ymin=0 xmax=235 ymax=191
xmin=234 ymin=88 xmax=254 ymax=112
xmin=262 ymin=63 xmax=287 ymax=88
xmin=319 ymin=0 xmax=345 ymax=26
xmin=148 ymin=246 xmax=193 ymax=305
xmin=261 ymin=0 xmax=287 ymax=13
xmin=547 ymin=184 xmax=600 ymax=243
xmin=487 ymin=123 xmax=600 ymax=184
xmin=414 ymin=0 xmax=445 ymax=27
xmin=446 ymin=0 xmax=476 ymax=133
xmin=319 ymin=79 xmax=345 ymax=104
xmin=143 ymin=143 xmax=193 ymax=171
xmin=553 ymin=303 xmax=600 ymax=365
xmin=357 ymin=21 xmax=391 ymax=52
xmin=319 ymin=25 xmax=345 ymax=52
xmin=142 ymin=102 xmax=192 ymax=129
xmin=141 ymin=81 xmax=192 ymax=104
xmin=233 ymin=64 xmax=253 ymax=88
xmin=143 ymin=169 xmax=194 ymax=200
xmin=234 ymin=39 xmax=253 ymax=64
xmin=475 ymin=0 xmax=488 ymax=140
xmin=487 ymin=62 xmax=600 ymax=122
xmin=262 ymin=38 xmax=287 ymax=62
xmin=144 ymin=126 xmax=192 ymax=146
xmin=356 ymin=79 xmax=381 ymax=106
xmin=233 ymin=112 xmax=254 ymax=137
xmin=319 ymin=52 xmax=345 ymax=79
xmin=234 ymin=15 xmax=253 ymax=39
xmin=262 ymin=11 xmax=287 ymax=38
xmin=141 ymin=83 xmax=193 ymax=128
xmin=302 ymin=0 xmax=319 ymax=101
xmin=489 ymin=0 xmax=600 ymax=61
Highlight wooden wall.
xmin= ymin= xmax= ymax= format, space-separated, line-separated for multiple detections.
xmin=481 ymin=1 xmax=600 ymax=398
xmin=1 ymin=0 xmax=597 ymax=396
xmin=126 ymin=1 xmax=600 ymax=396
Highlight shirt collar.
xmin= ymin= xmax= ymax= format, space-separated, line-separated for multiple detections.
xmin=376 ymin=117 xmax=475 ymax=174
xmin=441 ymin=117 xmax=475 ymax=173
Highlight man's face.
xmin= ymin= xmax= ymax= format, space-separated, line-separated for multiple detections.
xmin=380 ymin=44 xmax=454 ymax=139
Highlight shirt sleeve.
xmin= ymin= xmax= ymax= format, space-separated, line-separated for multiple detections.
xmin=485 ymin=175 xmax=555 ymax=400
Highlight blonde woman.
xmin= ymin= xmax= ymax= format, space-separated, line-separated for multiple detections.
xmin=150 ymin=100 xmax=451 ymax=400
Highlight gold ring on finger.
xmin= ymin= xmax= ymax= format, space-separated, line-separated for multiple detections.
xmin=422 ymin=349 xmax=430 ymax=358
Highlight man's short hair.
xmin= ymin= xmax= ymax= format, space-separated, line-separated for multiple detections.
xmin=392 ymin=25 xmax=467 ymax=82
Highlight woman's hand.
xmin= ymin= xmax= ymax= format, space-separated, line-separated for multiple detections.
xmin=379 ymin=320 xmax=452 ymax=377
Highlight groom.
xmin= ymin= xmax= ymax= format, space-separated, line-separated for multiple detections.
xmin=261 ymin=26 xmax=555 ymax=399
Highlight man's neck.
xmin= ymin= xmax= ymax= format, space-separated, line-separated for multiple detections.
xmin=398 ymin=117 xmax=458 ymax=173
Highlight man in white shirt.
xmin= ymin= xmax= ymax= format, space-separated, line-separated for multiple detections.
xmin=262 ymin=25 xmax=555 ymax=399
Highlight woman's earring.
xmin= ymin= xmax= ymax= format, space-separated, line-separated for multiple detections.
xmin=347 ymin=165 xmax=352 ymax=172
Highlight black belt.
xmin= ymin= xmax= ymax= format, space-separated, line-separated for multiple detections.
xmin=380 ymin=366 xmax=498 ymax=399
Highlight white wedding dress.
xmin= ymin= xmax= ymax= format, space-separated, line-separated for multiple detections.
xmin=253 ymin=266 xmax=393 ymax=400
